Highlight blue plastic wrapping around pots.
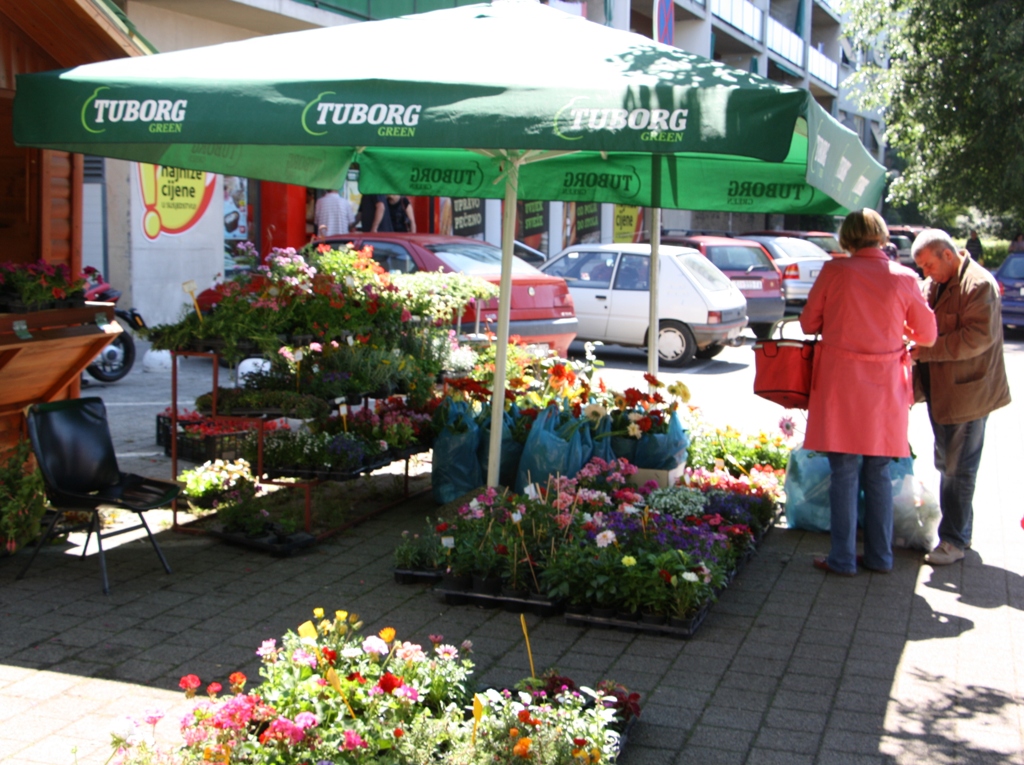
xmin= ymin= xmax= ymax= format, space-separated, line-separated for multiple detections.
xmin=610 ymin=435 xmax=639 ymax=463
xmin=432 ymin=400 xmax=483 ymax=504
xmin=514 ymin=406 xmax=572 ymax=493
xmin=590 ymin=415 xmax=615 ymax=462
xmin=633 ymin=411 xmax=690 ymax=470
xmin=477 ymin=405 xmax=523 ymax=489
xmin=559 ymin=412 xmax=593 ymax=479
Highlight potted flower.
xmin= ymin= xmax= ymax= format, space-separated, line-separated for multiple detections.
xmin=0 ymin=440 xmax=48 ymax=554
xmin=176 ymin=458 xmax=256 ymax=510
xmin=0 ymin=260 xmax=88 ymax=312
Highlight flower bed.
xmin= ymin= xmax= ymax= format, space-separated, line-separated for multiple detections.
xmin=110 ymin=608 xmax=639 ymax=765
xmin=394 ymin=455 xmax=785 ymax=637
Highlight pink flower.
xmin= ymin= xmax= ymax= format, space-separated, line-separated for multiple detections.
xmin=394 ymin=641 xmax=426 ymax=662
xmin=278 ymin=347 xmax=295 ymax=362
xmin=259 ymin=716 xmax=305 ymax=746
xmin=141 ymin=709 xmax=164 ymax=726
xmin=435 ymin=644 xmax=459 ymax=660
xmin=294 ymin=712 xmax=318 ymax=729
xmin=309 ymin=342 xmax=323 ymax=353
xmin=291 ymin=649 xmax=317 ymax=668
xmin=428 ymin=634 xmax=444 ymax=645
xmin=342 ymin=729 xmax=369 ymax=750
xmin=362 ymin=635 xmax=389 ymax=656
xmin=256 ymin=639 xmax=277 ymax=659
xmin=395 ymin=684 xmax=420 ymax=702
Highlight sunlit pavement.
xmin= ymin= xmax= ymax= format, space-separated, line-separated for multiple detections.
xmin=0 ymin=331 xmax=1021 ymax=764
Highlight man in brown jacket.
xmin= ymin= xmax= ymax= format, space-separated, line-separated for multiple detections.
xmin=911 ymin=229 xmax=1011 ymax=565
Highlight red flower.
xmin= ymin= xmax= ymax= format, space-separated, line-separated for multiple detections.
xmin=518 ymin=710 xmax=532 ymax=724
xmin=320 ymin=647 xmax=337 ymax=665
xmin=394 ymin=728 xmax=405 ymax=738
xmin=658 ymin=569 xmax=672 ymax=584
xmin=638 ymin=416 xmax=653 ymax=432
xmin=228 ymin=672 xmax=247 ymax=693
xmin=495 ymin=544 xmax=509 ymax=556
xmin=52 ymin=287 xmax=66 ymax=300
xmin=643 ymin=373 xmax=663 ymax=388
xmin=436 ymin=522 xmax=450 ymax=533
xmin=347 ymin=672 xmax=366 ymax=684
xmin=207 ymin=682 xmax=222 ymax=696
xmin=179 ymin=674 xmax=201 ymax=698
xmin=377 ymin=672 xmax=403 ymax=694
xmin=573 ymin=738 xmax=588 ymax=747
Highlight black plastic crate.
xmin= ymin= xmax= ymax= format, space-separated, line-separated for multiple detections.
xmin=157 ymin=414 xmax=250 ymax=463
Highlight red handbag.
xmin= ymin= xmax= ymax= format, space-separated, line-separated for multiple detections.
xmin=752 ymin=322 xmax=816 ymax=409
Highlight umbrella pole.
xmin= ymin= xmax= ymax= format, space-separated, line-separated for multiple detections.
xmin=486 ymin=154 xmax=520 ymax=487
xmin=647 ymin=207 xmax=661 ymax=378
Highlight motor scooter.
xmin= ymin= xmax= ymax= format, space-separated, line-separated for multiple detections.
xmin=83 ymin=277 xmax=147 ymax=383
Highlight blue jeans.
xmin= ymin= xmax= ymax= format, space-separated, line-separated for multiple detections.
xmin=930 ymin=414 xmax=987 ymax=550
xmin=827 ymin=453 xmax=893 ymax=573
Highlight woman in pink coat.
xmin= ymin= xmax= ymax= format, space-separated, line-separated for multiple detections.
xmin=800 ymin=209 xmax=937 ymax=575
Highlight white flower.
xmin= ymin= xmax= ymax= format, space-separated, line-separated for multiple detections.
xmin=621 ymin=504 xmax=639 ymax=515
xmin=627 ymin=423 xmax=642 ymax=439
xmin=583 ymin=403 xmax=607 ymax=421
xmin=510 ymin=511 xmax=523 ymax=524
xmin=627 ymin=412 xmax=643 ymax=422
xmin=682 ymin=571 xmax=699 ymax=583
xmin=595 ymin=530 xmax=616 ymax=548
xmin=523 ymin=484 xmax=540 ymax=500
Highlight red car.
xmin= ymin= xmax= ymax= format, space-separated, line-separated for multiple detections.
xmin=658 ymin=235 xmax=786 ymax=338
xmin=318 ymin=233 xmax=578 ymax=356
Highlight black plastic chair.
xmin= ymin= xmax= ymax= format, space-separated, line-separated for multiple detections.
xmin=20 ymin=397 xmax=176 ymax=594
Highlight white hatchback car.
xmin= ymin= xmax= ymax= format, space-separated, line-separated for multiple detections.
xmin=540 ymin=243 xmax=748 ymax=365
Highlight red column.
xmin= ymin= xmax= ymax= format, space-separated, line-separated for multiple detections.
xmin=260 ymin=182 xmax=308 ymax=257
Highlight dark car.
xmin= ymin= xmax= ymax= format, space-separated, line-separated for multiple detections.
xmin=318 ymin=233 xmax=578 ymax=356
xmin=995 ymin=252 xmax=1024 ymax=328
xmin=741 ymin=229 xmax=842 ymax=256
xmin=655 ymin=234 xmax=785 ymax=338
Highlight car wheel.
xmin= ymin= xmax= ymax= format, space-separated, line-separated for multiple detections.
xmin=694 ymin=343 xmax=725 ymax=360
xmin=751 ymin=323 xmax=774 ymax=339
xmin=653 ymin=321 xmax=696 ymax=367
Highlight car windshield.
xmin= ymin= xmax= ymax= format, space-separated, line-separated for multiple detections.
xmin=705 ymin=245 xmax=775 ymax=271
xmin=772 ymin=238 xmax=830 ymax=260
xmin=1000 ymin=255 xmax=1024 ymax=280
xmin=889 ymin=235 xmax=913 ymax=251
xmin=675 ymin=252 xmax=731 ymax=290
xmin=806 ymin=236 xmax=841 ymax=253
xmin=425 ymin=242 xmax=539 ymax=275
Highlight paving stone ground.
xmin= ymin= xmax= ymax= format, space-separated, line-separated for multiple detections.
xmin=1 ymin=339 xmax=1021 ymax=764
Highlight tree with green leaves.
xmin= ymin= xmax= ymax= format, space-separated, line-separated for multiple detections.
xmin=840 ymin=0 xmax=1024 ymax=229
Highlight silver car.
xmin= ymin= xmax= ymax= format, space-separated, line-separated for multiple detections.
xmin=741 ymin=235 xmax=831 ymax=309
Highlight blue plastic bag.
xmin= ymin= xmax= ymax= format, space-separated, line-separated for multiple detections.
xmin=784 ymin=447 xmax=835 ymax=532
xmin=633 ymin=411 xmax=690 ymax=470
xmin=477 ymin=405 xmax=523 ymax=489
xmin=590 ymin=415 xmax=616 ymax=463
xmin=431 ymin=399 xmax=483 ymax=504
xmin=515 ymin=406 xmax=591 ymax=492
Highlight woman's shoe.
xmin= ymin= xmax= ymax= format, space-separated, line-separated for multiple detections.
xmin=856 ymin=555 xmax=891 ymax=574
xmin=813 ymin=557 xmax=857 ymax=577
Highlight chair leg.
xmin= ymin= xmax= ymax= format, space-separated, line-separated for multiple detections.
xmin=93 ymin=513 xmax=110 ymax=596
xmin=136 ymin=513 xmax=172 ymax=575
xmin=81 ymin=515 xmax=94 ymax=559
xmin=15 ymin=510 xmax=63 ymax=582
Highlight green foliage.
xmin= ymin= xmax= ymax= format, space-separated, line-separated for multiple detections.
xmin=391 ymin=271 xmax=498 ymax=324
xmin=0 ymin=440 xmax=48 ymax=553
xmin=687 ymin=425 xmax=790 ymax=476
xmin=840 ymin=0 xmax=1024 ymax=224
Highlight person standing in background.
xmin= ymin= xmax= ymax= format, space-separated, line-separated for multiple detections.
xmin=357 ymin=194 xmax=393 ymax=233
xmin=313 ymin=189 xmax=354 ymax=237
xmin=911 ymin=230 xmax=1011 ymax=565
xmin=964 ymin=229 xmax=984 ymax=264
xmin=387 ymin=195 xmax=416 ymax=233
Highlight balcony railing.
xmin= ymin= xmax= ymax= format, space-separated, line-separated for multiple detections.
xmin=710 ymin=0 xmax=763 ymax=42
xmin=766 ymin=18 xmax=804 ymax=68
xmin=808 ymin=47 xmax=839 ymax=88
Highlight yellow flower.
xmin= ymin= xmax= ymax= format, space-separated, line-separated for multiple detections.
xmin=621 ymin=555 xmax=637 ymax=567
xmin=335 ymin=610 xmax=349 ymax=623
xmin=313 ymin=607 xmax=324 ymax=619
xmin=667 ymin=381 xmax=691 ymax=403
xmin=379 ymin=627 xmax=396 ymax=643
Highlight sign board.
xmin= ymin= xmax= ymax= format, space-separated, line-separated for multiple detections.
xmin=137 ymin=163 xmax=217 ymax=240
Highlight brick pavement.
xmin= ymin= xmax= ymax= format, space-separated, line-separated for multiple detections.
xmin=1 ymin=341 xmax=1021 ymax=764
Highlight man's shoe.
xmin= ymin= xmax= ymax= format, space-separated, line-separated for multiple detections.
xmin=924 ymin=541 xmax=965 ymax=565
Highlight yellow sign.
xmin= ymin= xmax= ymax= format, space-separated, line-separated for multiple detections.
xmin=613 ymin=205 xmax=644 ymax=243
xmin=137 ymin=163 xmax=217 ymax=240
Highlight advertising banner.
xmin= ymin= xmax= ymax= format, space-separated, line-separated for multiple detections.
xmin=517 ymin=200 xmax=548 ymax=238
xmin=450 ymin=197 xmax=484 ymax=237
xmin=136 ymin=163 xmax=217 ymax=241
xmin=613 ymin=205 xmax=644 ymax=243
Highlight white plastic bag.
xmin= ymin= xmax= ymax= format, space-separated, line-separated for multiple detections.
xmin=892 ymin=475 xmax=941 ymax=551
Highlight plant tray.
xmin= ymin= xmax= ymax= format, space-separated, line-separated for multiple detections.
xmin=206 ymin=527 xmax=317 ymax=557
xmin=263 ymin=455 xmax=393 ymax=483
xmin=563 ymin=603 xmax=710 ymax=639
xmin=157 ymin=414 xmax=250 ymax=463
xmin=393 ymin=568 xmax=445 ymax=585
xmin=433 ymin=586 xmax=565 ymax=617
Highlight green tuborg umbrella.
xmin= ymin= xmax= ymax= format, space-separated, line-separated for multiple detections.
xmin=14 ymin=0 xmax=886 ymax=486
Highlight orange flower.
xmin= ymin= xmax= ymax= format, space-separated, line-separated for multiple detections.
xmin=513 ymin=737 xmax=533 ymax=757
xmin=378 ymin=627 xmax=396 ymax=643
xmin=509 ymin=727 xmax=520 ymax=738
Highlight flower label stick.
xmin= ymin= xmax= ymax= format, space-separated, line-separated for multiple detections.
xmin=519 ymin=613 xmax=536 ymax=679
